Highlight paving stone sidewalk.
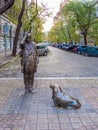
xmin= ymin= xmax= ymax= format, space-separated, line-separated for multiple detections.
xmin=0 ymin=51 xmax=15 ymax=67
xmin=0 ymin=78 xmax=98 ymax=130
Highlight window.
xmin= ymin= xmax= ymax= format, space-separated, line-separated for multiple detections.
xmin=37 ymin=45 xmax=45 ymax=49
xmin=96 ymin=47 xmax=98 ymax=50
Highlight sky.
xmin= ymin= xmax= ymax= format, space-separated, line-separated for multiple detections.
xmin=39 ymin=0 xmax=61 ymax=32
xmin=37 ymin=0 xmax=62 ymax=32
xmin=28 ymin=0 xmax=62 ymax=32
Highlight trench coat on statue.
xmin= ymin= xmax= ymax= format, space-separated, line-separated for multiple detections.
xmin=20 ymin=37 xmax=38 ymax=93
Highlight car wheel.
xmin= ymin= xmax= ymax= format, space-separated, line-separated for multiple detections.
xmin=82 ymin=52 xmax=85 ymax=55
xmin=44 ymin=51 xmax=47 ymax=56
xmin=84 ymin=53 xmax=88 ymax=56
xmin=77 ymin=51 xmax=81 ymax=54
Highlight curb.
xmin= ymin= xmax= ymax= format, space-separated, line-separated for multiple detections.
xmin=0 ymin=56 xmax=18 ymax=67
xmin=0 ymin=60 xmax=11 ymax=67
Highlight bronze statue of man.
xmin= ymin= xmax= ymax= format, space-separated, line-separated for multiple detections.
xmin=20 ymin=33 xmax=38 ymax=94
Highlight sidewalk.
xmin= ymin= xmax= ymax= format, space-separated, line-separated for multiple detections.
xmin=0 ymin=50 xmax=17 ymax=67
xmin=0 ymin=78 xmax=98 ymax=130
xmin=0 ymin=50 xmax=98 ymax=130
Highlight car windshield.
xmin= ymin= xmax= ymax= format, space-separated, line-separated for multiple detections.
xmin=37 ymin=45 xmax=45 ymax=49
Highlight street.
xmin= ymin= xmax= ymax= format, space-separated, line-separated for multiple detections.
xmin=0 ymin=46 xmax=98 ymax=78
xmin=36 ymin=46 xmax=98 ymax=77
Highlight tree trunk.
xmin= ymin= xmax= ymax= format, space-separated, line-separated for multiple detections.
xmin=83 ymin=34 xmax=87 ymax=46
xmin=67 ymin=25 xmax=72 ymax=41
xmin=12 ymin=0 xmax=26 ymax=56
xmin=61 ymin=23 xmax=66 ymax=42
xmin=29 ymin=20 xmax=32 ymax=33
xmin=0 ymin=0 xmax=15 ymax=15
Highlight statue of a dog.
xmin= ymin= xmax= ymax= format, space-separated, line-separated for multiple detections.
xmin=50 ymin=84 xmax=81 ymax=109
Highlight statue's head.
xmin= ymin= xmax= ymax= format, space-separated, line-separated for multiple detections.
xmin=26 ymin=33 xmax=32 ymax=43
xmin=50 ymin=84 xmax=62 ymax=96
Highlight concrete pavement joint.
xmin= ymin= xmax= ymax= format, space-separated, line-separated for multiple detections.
xmin=1 ymin=77 xmax=98 ymax=80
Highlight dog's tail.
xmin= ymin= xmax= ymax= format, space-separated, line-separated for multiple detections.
xmin=76 ymin=100 xmax=81 ymax=109
xmin=68 ymin=99 xmax=81 ymax=109
xmin=73 ymin=99 xmax=81 ymax=109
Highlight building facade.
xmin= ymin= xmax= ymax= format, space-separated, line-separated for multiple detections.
xmin=0 ymin=14 xmax=16 ymax=52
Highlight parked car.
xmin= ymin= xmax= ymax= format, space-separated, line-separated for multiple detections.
xmin=83 ymin=46 xmax=98 ymax=56
xmin=66 ymin=44 xmax=78 ymax=52
xmin=61 ymin=44 xmax=69 ymax=50
xmin=75 ymin=45 xmax=88 ymax=54
xmin=36 ymin=44 xmax=49 ymax=56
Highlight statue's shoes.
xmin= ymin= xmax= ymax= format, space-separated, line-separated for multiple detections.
xmin=29 ymin=88 xmax=35 ymax=94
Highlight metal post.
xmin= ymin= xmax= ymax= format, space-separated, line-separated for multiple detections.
xmin=4 ymin=34 xmax=7 ymax=56
xmin=9 ymin=25 xmax=12 ymax=49
xmin=3 ymin=23 xmax=9 ymax=56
